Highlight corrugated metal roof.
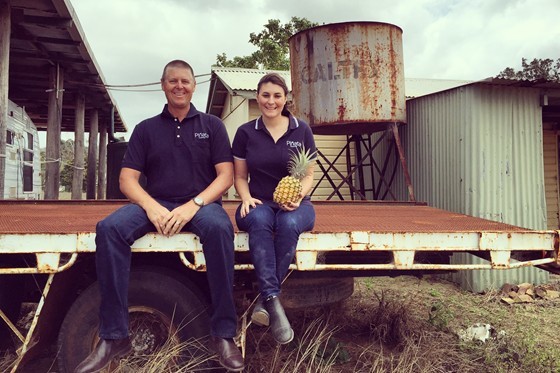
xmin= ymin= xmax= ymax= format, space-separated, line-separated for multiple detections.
xmin=404 ymin=78 xmax=473 ymax=98
xmin=472 ymin=77 xmax=560 ymax=90
xmin=207 ymin=67 xmax=474 ymax=116
xmin=212 ymin=67 xmax=292 ymax=94
xmin=211 ymin=68 xmax=470 ymax=98
xmin=209 ymin=68 xmax=560 ymax=100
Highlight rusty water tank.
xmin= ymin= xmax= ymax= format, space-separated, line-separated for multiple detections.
xmin=289 ymin=22 xmax=406 ymax=135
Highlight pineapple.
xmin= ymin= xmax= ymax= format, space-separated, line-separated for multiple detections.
xmin=273 ymin=146 xmax=315 ymax=204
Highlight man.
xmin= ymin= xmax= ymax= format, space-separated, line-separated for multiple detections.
xmin=75 ymin=60 xmax=244 ymax=372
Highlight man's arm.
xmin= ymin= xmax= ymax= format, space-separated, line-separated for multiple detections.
xmin=163 ymin=161 xmax=234 ymax=236
xmin=119 ymin=167 xmax=170 ymax=234
xmin=199 ymin=161 xmax=234 ymax=204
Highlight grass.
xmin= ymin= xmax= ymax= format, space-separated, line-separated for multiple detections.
xmin=2 ymin=275 xmax=560 ymax=372
xmin=0 ymin=350 xmax=15 ymax=373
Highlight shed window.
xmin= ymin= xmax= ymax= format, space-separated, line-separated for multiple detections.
xmin=6 ymin=130 xmax=15 ymax=145
xmin=23 ymin=149 xmax=33 ymax=163
xmin=27 ymin=133 xmax=34 ymax=151
xmin=23 ymin=165 xmax=33 ymax=192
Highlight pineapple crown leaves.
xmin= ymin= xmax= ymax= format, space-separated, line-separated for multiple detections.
xmin=287 ymin=146 xmax=316 ymax=180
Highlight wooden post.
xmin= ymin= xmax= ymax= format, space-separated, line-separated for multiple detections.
xmin=86 ymin=109 xmax=98 ymax=199
xmin=391 ymin=122 xmax=415 ymax=202
xmin=71 ymin=93 xmax=85 ymax=199
xmin=97 ymin=120 xmax=107 ymax=199
xmin=44 ymin=64 xmax=64 ymax=199
xmin=0 ymin=0 xmax=10 ymax=200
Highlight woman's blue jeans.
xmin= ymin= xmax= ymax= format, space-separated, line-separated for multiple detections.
xmin=95 ymin=200 xmax=237 ymax=340
xmin=235 ymin=199 xmax=315 ymax=299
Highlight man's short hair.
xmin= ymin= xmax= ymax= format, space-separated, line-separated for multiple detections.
xmin=161 ymin=60 xmax=195 ymax=81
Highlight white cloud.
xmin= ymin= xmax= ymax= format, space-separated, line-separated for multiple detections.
xmin=69 ymin=0 xmax=560 ymax=136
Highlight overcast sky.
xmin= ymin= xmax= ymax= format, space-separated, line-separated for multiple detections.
xmin=69 ymin=0 xmax=560 ymax=137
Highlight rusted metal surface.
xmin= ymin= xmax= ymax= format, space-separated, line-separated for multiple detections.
xmin=391 ymin=122 xmax=415 ymax=201
xmin=289 ymin=22 xmax=406 ymax=135
xmin=0 ymin=200 xmax=539 ymax=234
xmin=0 ymin=200 xmax=558 ymax=274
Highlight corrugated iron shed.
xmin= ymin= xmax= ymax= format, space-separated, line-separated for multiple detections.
xmin=207 ymin=67 xmax=475 ymax=117
xmin=7 ymin=0 xmax=126 ymax=133
xmin=207 ymin=67 xmax=291 ymax=117
xmin=404 ymin=78 xmax=473 ymax=98
xmin=383 ymin=79 xmax=560 ymax=290
xmin=208 ymin=69 xmax=560 ymax=122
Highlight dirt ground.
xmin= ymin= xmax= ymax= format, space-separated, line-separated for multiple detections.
xmin=4 ymin=273 xmax=560 ymax=372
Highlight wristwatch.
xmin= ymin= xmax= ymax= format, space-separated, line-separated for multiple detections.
xmin=193 ymin=197 xmax=205 ymax=207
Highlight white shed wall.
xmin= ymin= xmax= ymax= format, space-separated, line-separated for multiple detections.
xmin=4 ymin=100 xmax=41 ymax=200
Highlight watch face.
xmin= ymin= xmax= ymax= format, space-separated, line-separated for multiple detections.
xmin=194 ymin=197 xmax=204 ymax=207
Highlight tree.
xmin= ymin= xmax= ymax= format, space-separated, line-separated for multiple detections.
xmin=216 ymin=17 xmax=318 ymax=70
xmin=496 ymin=57 xmax=560 ymax=82
xmin=41 ymin=139 xmax=88 ymax=193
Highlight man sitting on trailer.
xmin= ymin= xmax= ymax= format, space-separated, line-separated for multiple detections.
xmin=74 ymin=59 xmax=244 ymax=373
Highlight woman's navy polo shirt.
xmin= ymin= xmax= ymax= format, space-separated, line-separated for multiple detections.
xmin=232 ymin=113 xmax=316 ymax=202
xmin=122 ymin=104 xmax=233 ymax=201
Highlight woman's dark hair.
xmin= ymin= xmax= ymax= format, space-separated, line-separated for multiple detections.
xmin=257 ymin=73 xmax=291 ymax=116
xmin=257 ymin=73 xmax=289 ymax=96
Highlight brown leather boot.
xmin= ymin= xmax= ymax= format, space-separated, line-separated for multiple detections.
xmin=74 ymin=337 xmax=131 ymax=373
xmin=210 ymin=336 xmax=245 ymax=372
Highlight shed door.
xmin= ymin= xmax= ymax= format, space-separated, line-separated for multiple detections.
xmin=543 ymin=130 xmax=559 ymax=229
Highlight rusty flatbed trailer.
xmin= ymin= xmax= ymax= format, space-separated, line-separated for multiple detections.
xmin=0 ymin=200 xmax=559 ymax=372
xmin=0 ymin=200 xmax=558 ymax=273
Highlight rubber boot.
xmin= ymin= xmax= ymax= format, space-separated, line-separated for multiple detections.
xmin=265 ymin=296 xmax=294 ymax=344
xmin=251 ymin=297 xmax=270 ymax=327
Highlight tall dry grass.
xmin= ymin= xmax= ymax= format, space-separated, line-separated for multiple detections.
xmin=0 ymin=350 xmax=15 ymax=372
xmin=3 ymin=276 xmax=560 ymax=372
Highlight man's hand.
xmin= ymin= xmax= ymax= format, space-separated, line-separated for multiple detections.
xmin=162 ymin=201 xmax=200 ymax=236
xmin=144 ymin=202 xmax=172 ymax=235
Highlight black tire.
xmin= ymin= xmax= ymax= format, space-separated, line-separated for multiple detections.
xmin=57 ymin=267 xmax=211 ymax=372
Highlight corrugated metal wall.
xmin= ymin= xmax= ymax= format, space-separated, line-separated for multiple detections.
xmin=543 ymin=129 xmax=559 ymax=229
xmin=401 ymin=84 xmax=546 ymax=229
xmin=372 ymin=84 xmax=549 ymax=291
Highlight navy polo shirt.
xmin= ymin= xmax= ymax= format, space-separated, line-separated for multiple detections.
xmin=232 ymin=113 xmax=316 ymax=201
xmin=122 ymin=103 xmax=233 ymax=201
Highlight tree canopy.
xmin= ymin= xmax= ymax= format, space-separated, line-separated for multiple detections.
xmin=215 ymin=17 xmax=318 ymax=70
xmin=496 ymin=57 xmax=560 ymax=82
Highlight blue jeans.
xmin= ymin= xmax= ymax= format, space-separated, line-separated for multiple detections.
xmin=235 ymin=198 xmax=315 ymax=299
xmin=95 ymin=200 xmax=237 ymax=339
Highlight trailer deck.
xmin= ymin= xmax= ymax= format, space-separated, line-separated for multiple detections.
xmin=1 ymin=199 xmax=559 ymax=372
xmin=0 ymin=200 xmax=558 ymax=274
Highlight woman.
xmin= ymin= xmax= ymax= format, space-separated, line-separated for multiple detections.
xmin=232 ymin=73 xmax=316 ymax=344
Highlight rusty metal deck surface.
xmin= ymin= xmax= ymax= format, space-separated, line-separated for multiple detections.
xmin=0 ymin=200 xmax=529 ymax=234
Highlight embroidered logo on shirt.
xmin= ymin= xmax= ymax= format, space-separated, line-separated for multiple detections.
xmin=194 ymin=132 xmax=209 ymax=139
xmin=286 ymin=140 xmax=302 ymax=148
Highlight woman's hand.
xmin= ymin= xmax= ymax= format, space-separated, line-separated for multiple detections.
xmin=279 ymin=195 xmax=303 ymax=211
xmin=240 ymin=197 xmax=262 ymax=218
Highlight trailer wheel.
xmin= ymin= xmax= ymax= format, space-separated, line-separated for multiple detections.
xmin=57 ymin=268 xmax=210 ymax=372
